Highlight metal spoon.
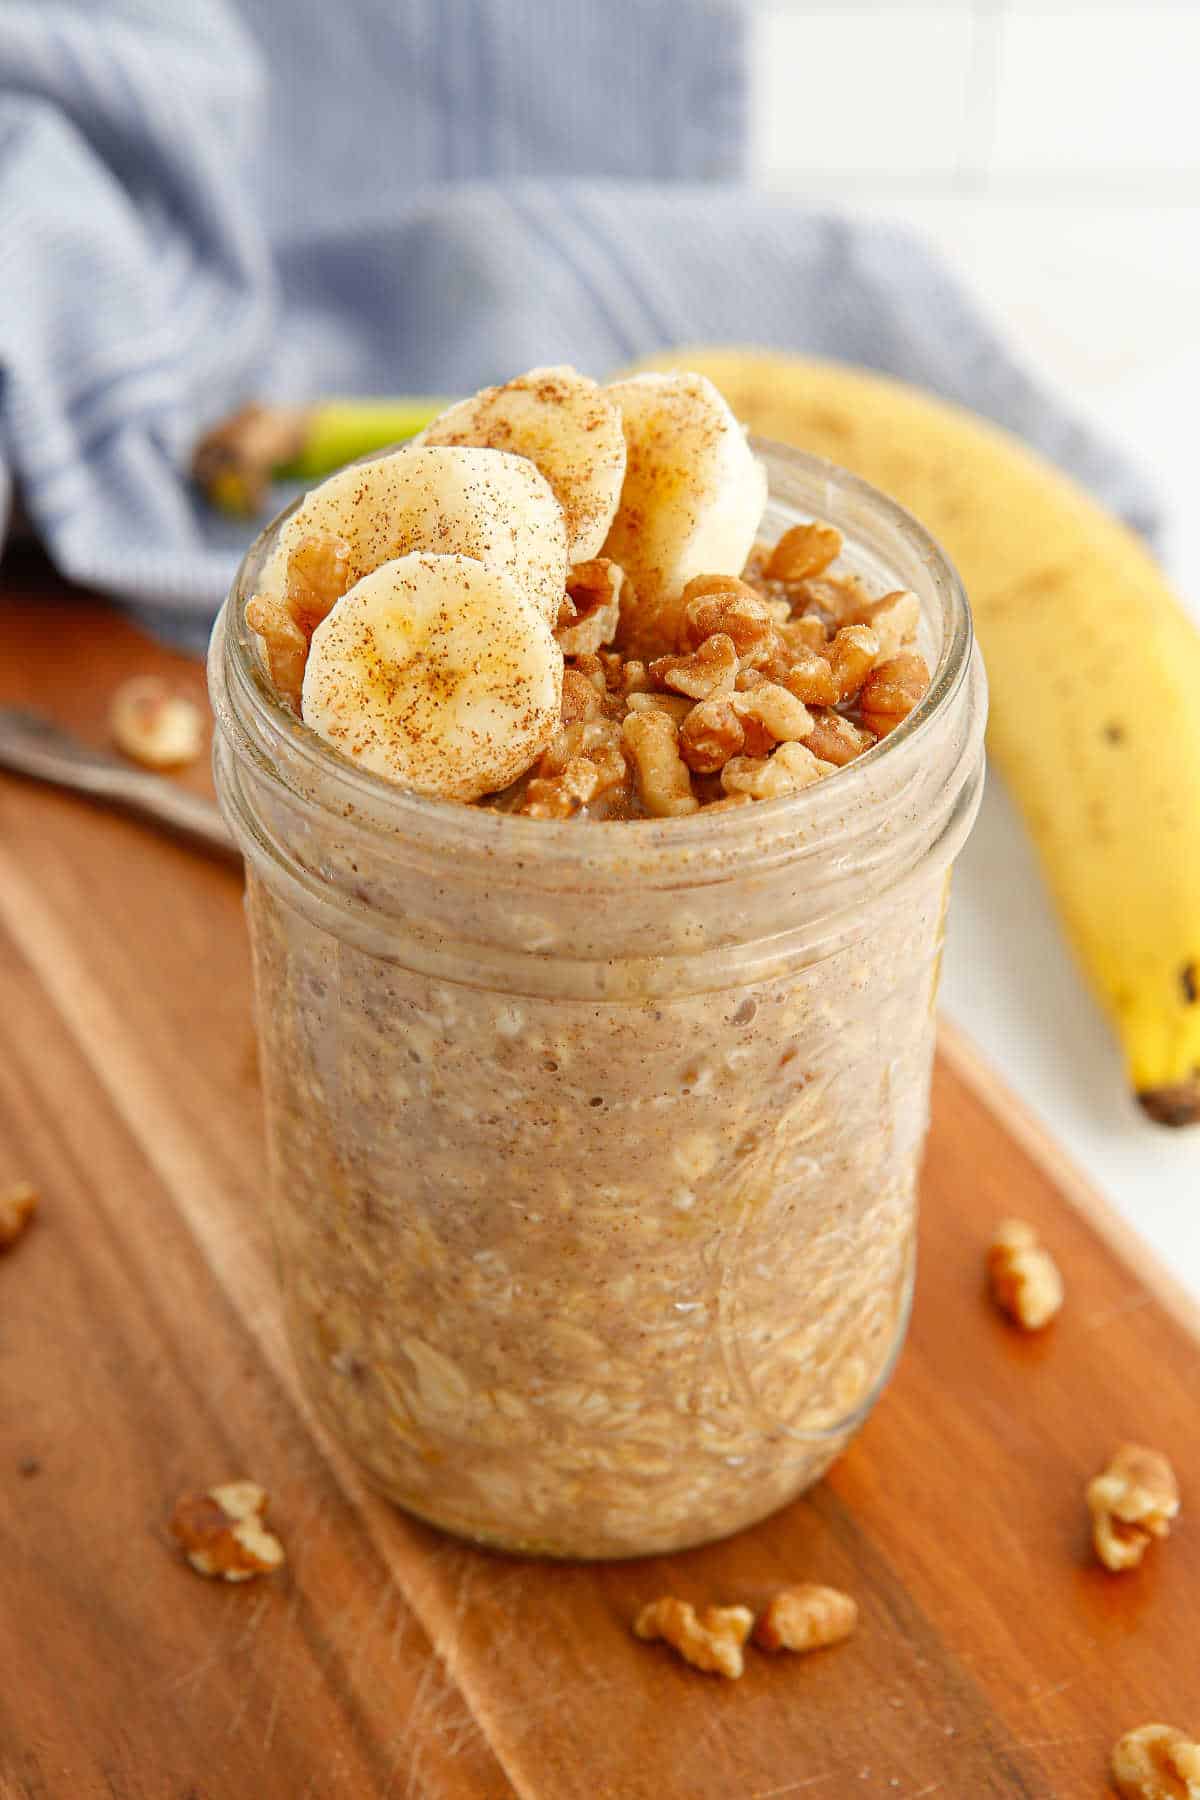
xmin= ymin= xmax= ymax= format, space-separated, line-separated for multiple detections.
xmin=0 ymin=706 xmax=238 ymax=861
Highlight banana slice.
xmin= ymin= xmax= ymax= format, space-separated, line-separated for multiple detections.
xmin=258 ymin=445 xmax=568 ymax=626
xmin=417 ymin=366 xmax=626 ymax=563
xmin=301 ymin=553 xmax=563 ymax=802
xmin=602 ymin=372 xmax=767 ymax=656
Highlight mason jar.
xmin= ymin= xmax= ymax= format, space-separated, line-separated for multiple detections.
xmin=208 ymin=441 xmax=986 ymax=1559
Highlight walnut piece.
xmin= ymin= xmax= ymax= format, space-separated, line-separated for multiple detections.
xmin=560 ymin=666 xmax=606 ymax=725
xmin=752 ymin=1584 xmax=858 ymax=1654
xmin=802 ymin=709 xmax=876 ymax=767
xmin=1111 ymin=1723 xmax=1200 ymax=1799
xmin=721 ymin=741 xmax=837 ymax=800
xmin=625 ymin=691 xmax=694 ymax=724
xmin=826 ymin=624 xmax=880 ymax=703
xmin=1088 ymin=1444 xmax=1180 ymax=1572
xmin=284 ymin=532 xmax=353 ymax=635
xmin=244 ymin=593 xmax=309 ymax=708
xmin=678 ymin=576 xmax=776 ymax=660
xmin=857 ymin=651 xmax=931 ymax=737
xmin=0 ymin=1181 xmax=38 ymax=1252
xmin=856 ymin=589 xmax=921 ymax=660
xmin=622 ymin=710 xmax=699 ymax=817
xmin=679 ymin=696 xmax=746 ymax=773
xmin=764 ymin=521 xmax=842 ymax=583
xmin=777 ymin=615 xmax=830 ymax=655
xmin=246 ymin=531 xmax=352 ymax=708
xmin=986 ymin=1218 xmax=1064 ymax=1330
xmin=169 ymin=1480 xmax=286 ymax=1582
xmin=730 ymin=683 xmax=813 ymax=745
xmin=651 ymin=633 xmax=739 ymax=701
xmin=781 ymin=647 xmax=839 ymax=707
xmin=634 ymin=1597 xmax=754 ymax=1679
xmin=110 ymin=678 xmax=205 ymax=771
xmin=557 ymin=559 xmax=625 ymax=656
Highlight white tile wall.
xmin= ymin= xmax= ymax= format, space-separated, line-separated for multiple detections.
xmin=752 ymin=7 xmax=976 ymax=179
xmin=993 ymin=8 xmax=1200 ymax=174
xmin=752 ymin=1 xmax=1200 ymax=189
xmin=749 ymin=1 xmax=1200 ymax=1294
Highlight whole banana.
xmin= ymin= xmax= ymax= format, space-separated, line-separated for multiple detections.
xmin=631 ymin=348 xmax=1200 ymax=1124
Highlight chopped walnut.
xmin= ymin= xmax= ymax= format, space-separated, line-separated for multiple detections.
xmin=731 ymin=683 xmax=813 ymax=745
xmin=987 ymin=1218 xmax=1064 ymax=1331
xmin=521 ymin=758 xmax=602 ymax=819
xmin=753 ymin=1584 xmax=858 ymax=1654
xmin=764 ymin=522 xmax=842 ymax=583
xmin=622 ymin=710 xmax=699 ymax=818
xmin=110 ymin=678 xmax=205 ymax=771
xmin=856 ymin=589 xmax=920 ymax=660
xmin=826 ymin=624 xmax=880 ymax=703
xmin=634 ymin=1597 xmax=754 ymax=1679
xmin=625 ymin=691 xmax=694 ymax=724
xmin=1111 ymin=1723 xmax=1200 ymax=1799
xmin=777 ymin=615 xmax=831 ymax=655
xmin=246 ymin=531 xmax=353 ymax=708
xmin=522 ymin=718 xmax=629 ymax=818
xmin=721 ymin=741 xmax=838 ymax=801
xmin=560 ymin=666 xmax=606 ymax=725
xmin=1087 ymin=1444 xmax=1180 ymax=1572
xmin=802 ymin=709 xmax=876 ymax=768
xmin=557 ymin=559 xmax=625 ymax=656
xmin=800 ymin=571 xmax=875 ymax=626
xmin=679 ymin=696 xmax=746 ymax=774
xmin=0 ymin=1181 xmax=38 ymax=1252
xmin=608 ymin=655 xmax=652 ymax=697
xmin=781 ymin=647 xmax=839 ymax=708
xmin=679 ymin=576 xmax=776 ymax=661
xmin=244 ymin=593 xmax=309 ymax=708
xmin=284 ymin=532 xmax=353 ymax=635
xmin=857 ymin=652 xmax=931 ymax=737
xmin=169 ymin=1481 xmax=286 ymax=1581
xmin=651 ymin=633 xmax=739 ymax=701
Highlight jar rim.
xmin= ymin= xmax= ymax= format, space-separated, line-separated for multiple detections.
xmin=210 ymin=437 xmax=976 ymax=879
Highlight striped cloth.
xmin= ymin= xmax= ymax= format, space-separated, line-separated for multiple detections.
xmin=1 ymin=0 xmax=1157 ymax=645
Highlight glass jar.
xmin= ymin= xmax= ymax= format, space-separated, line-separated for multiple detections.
xmin=208 ymin=441 xmax=986 ymax=1559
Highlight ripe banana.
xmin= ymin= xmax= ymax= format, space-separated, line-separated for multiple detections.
xmin=302 ymin=553 xmax=562 ymax=801
xmin=602 ymin=372 xmax=768 ymax=657
xmin=630 ymin=347 xmax=1200 ymax=1123
xmin=258 ymin=444 xmax=568 ymax=625
xmin=418 ymin=367 xmax=627 ymax=562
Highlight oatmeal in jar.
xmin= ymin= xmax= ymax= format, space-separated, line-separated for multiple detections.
xmin=210 ymin=365 xmax=986 ymax=1556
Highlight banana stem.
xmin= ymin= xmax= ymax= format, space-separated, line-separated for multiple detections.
xmin=192 ymin=397 xmax=449 ymax=516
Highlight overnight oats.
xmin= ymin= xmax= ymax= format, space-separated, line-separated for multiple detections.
xmin=209 ymin=366 xmax=986 ymax=1558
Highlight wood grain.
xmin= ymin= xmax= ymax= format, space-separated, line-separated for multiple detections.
xmin=0 ymin=584 xmax=1197 ymax=1800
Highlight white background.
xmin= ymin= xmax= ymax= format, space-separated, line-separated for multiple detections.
xmin=751 ymin=1 xmax=1200 ymax=1293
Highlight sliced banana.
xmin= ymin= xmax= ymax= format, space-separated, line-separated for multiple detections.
xmin=258 ymin=445 xmax=568 ymax=626
xmin=417 ymin=366 xmax=627 ymax=563
xmin=301 ymin=553 xmax=563 ymax=802
xmin=602 ymin=372 xmax=767 ymax=657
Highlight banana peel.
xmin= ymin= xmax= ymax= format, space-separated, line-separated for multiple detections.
xmin=628 ymin=347 xmax=1200 ymax=1125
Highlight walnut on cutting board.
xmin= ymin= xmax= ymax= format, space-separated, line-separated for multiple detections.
xmin=1111 ymin=1722 xmax=1200 ymax=1799
xmin=1087 ymin=1444 xmax=1180 ymax=1573
xmin=110 ymin=677 xmax=205 ymax=770
xmin=986 ymin=1218 xmax=1064 ymax=1331
xmin=752 ymin=1584 xmax=858 ymax=1655
xmin=169 ymin=1481 xmax=286 ymax=1581
xmin=633 ymin=1597 xmax=754 ymax=1679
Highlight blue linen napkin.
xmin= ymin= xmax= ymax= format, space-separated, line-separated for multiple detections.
xmin=0 ymin=0 xmax=1159 ymax=651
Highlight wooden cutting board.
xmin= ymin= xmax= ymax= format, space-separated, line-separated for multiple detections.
xmin=1 ymin=581 xmax=1197 ymax=1800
